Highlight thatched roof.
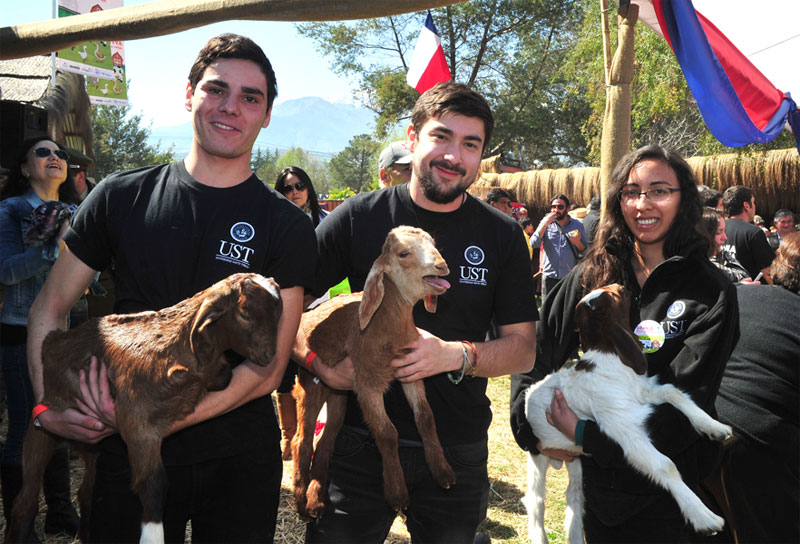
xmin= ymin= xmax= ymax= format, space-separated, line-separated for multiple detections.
xmin=470 ymin=148 xmax=800 ymax=224
xmin=0 ymin=55 xmax=94 ymax=166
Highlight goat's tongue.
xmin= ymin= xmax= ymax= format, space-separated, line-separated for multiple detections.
xmin=424 ymin=277 xmax=451 ymax=291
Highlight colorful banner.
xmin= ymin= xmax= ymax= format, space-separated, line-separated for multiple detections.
xmin=87 ymin=41 xmax=128 ymax=105
xmin=632 ymin=0 xmax=799 ymax=153
xmin=56 ymin=0 xmax=128 ymax=106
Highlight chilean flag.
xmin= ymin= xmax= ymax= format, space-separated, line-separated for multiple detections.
xmin=406 ymin=11 xmax=452 ymax=93
xmin=633 ymin=0 xmax=799 ymax=153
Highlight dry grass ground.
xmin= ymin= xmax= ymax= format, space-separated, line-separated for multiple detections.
xmin=1 ymin=376 xmax=570 ymax=543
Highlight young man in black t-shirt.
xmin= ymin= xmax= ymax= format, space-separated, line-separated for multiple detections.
xmin=302 ymin=82 xmax=538 ymax=543
xmin=27 ymin=34 xmax=316 ymax=542
xmin=721 ymin=185 xmax=774 ymax=281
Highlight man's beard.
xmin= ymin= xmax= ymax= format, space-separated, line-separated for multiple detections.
xmin=415 ymin=160 xmax=470 ymax=205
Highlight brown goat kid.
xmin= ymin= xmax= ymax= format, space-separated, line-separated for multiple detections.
xmin=9 ymin=273 xmax=283 ymax=544
xmin=291 ymin=226 xmax=455 ymax=520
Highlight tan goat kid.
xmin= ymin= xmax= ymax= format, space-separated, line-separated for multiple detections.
xmin=291 ymin=226 xmax=455 ymax=519
xmin=9 ymin=273 xmax=283 ymax=544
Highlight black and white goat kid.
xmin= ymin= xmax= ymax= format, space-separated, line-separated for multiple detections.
xmin=523 ymin=284 xmax=731 ymax=544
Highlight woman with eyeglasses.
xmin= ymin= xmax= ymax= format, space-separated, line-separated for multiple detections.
xmin=275 ymin=166 xmax=328 ymax=227
xmin=0 ymin=137 xmax=81 ymax=535
xmin=510 ymin=145 xmax=738 ymax=542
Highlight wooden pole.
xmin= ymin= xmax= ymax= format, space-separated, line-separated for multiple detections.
xmin=599 ymin=1 xmax=638 ymax=212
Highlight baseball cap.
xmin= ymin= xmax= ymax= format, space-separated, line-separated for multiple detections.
xmin=379 ymin=141 xmax=413 ymax=170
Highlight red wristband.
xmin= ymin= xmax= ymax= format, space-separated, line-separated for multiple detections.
xmin=305 ymin=351 xmax=318 ymax=371
xmin=32 ymin=403 xmax=50 ymax=420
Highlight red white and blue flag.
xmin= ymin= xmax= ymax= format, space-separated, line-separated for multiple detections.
xmin=406 ymin=11 xmax=452 ymax=94
xmin=633 ymin=0 xmax=799 ymax=153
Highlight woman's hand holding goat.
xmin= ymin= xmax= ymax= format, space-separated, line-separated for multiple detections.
xmin=539 ymin=388 xmax=580 ymax=463
xmin=391 ymin=328 xmax=463 ymax=383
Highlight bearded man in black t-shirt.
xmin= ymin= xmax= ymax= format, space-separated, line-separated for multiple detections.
xmin=27 ymin=34 xmax=316 ymax=543
xmin=301 ymin=82 xmax=538 ymax=543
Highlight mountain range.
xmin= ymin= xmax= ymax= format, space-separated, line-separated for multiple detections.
xmin=148 ymin=96 xmax=377 ymax=159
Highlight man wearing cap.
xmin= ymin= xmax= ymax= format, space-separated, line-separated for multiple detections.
xmin=65 ymin=147 xmax=95 ymax=200
xmin=378 ymin=141 xmax=413 ymax=188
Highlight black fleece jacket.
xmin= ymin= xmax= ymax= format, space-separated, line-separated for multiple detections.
xmin=510 ymin=241 xmax=739 ymax=525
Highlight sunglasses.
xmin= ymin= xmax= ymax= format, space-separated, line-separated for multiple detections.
xmin=33 ymin=147 xmax=69 ymax=161
xmin=280 ymin=182 xmax=306 ymax=194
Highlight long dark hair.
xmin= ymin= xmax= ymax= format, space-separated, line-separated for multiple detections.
xmin=275 ymin=166 xmax=324 ymax=227
xmin=700 ymin=207 xmax=724 ymax=258
xmin=1 ymin=136 xmax=81 ymax=204
xmin=582 ymin=145 xmax=707 ymax=291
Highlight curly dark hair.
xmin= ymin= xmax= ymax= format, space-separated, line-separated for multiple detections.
xmin=0 ymin=136 xmax=80 ymax=204
xmin=582 ymin=145 xmax=707 ymax=291
xmin=772 ymin=232 xmax=800 ymax=293
xmin=274 ymin=166 xmax=324 ymax=227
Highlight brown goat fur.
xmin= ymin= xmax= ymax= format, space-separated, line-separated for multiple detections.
xmin=9 ymin=273 xmax=283 ymax=543
xmin=291 ymin=226 xmax=455 ymax=519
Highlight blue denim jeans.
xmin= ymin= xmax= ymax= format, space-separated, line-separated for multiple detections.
xmin=1 ymin=342 xmax=35 ymax=465
xmin=305 ymin=426 xmax=489 ymax=544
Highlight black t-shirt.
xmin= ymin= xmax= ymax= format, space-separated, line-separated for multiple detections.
xmin=64 ymin=160 xmax=317 ymax=464
xmin=722 ymin=217 xmax=774 ymax=279
xmin=315 ymin=184 xmax=538 ymax=445
xmin=716 ymin=284 xmax=800 ymax=469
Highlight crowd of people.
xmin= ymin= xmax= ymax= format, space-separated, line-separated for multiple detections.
xmin=0 ymin=32 xmax=797 ymax=544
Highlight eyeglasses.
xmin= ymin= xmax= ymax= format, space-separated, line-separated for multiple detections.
xmin=620 ymin=187 xmax=680 ymax=204
xmin=33 ymin=147 xmax=69 ymax=161
xmin=279 ymin=182 xmax=306 ymax=194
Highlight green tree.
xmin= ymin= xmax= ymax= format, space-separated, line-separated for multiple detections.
xmin=298 ymin=0 xmax=589 ymax=167
xmin=90 ymin=104 xmax=173 ymax=179
xmin=327 ymin=134 xmax=381 ymax=193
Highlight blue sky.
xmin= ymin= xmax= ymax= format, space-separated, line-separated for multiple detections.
xmin=3 ymin=1 xmax=359 ymax=128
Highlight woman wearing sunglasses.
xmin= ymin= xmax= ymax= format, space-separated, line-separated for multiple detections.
xmin=511 ymin=145 xmax=738 ymax=542
xmin=272 ymin=165 xmax=329 ymax=459
xmin=275 ymin=166 xmax=328 ymax=227
xmin=0 ymin=137 xmax=81 ymax=535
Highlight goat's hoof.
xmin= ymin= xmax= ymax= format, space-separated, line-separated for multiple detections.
xmin=433 ymin=465 xmax=457 ymax=489
xmin=703 ymin=422 xmax=733 ymax=442
xmin=691 ymin=511 xmax=725 ymax=535
xmin=307 ymin=501 xmax=327 ymax=519
xmin=387 ymin=492 xmax=410 ymax=512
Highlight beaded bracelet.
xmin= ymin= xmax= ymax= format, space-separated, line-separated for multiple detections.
xmin=447 ymin=343 xmax=471 ymax=385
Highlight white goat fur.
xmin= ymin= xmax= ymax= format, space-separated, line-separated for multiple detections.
xmin=523 ymin=287 xmax=732 ymax=544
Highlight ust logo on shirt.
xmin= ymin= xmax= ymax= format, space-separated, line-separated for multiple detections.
xmin=459 ymin=245 xmax=489 ymax=286
xmin=662 ymin=300 xmax=688 ymax=339
xmin=217 ymin=222 xmax=256 ymax=268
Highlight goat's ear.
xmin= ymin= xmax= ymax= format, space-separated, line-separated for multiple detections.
xmin=359 ymin=264 xmax=386 ymax=331
xmin=609 ymin=323 xmax=648 ymax=375
xmin=189 ymin=293 xmax=229 ymax=367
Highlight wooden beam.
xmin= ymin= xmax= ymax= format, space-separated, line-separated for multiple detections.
xmin=1 ymin=0 xmax=465 ymax=60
